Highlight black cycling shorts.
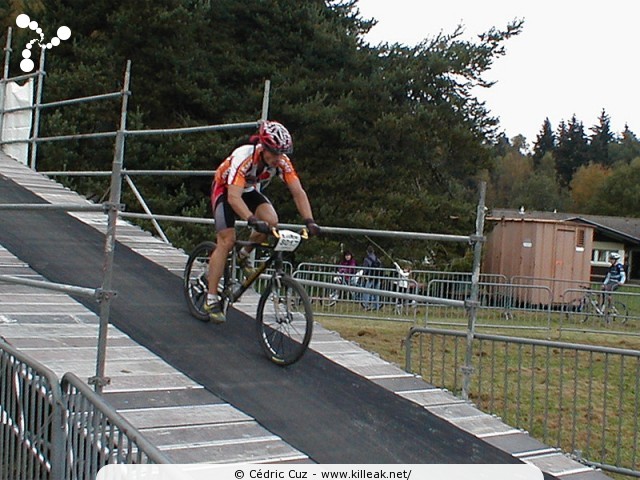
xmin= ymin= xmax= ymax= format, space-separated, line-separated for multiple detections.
xmin=213 ymin=190 xmax=271 ymax=232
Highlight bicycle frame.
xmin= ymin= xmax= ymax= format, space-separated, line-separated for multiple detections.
xmin=226 ymin=241 xmax=285 ymax=304
xmin=583 ymin=290 xmax=605 ymax=315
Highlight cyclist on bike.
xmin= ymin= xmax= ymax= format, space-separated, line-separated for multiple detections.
xmin=205 ymin=120 xmax=320 ymax=323
xmin=603 ymin=252 xmax=626 ymax=292
xmin=601 ymin=252 xmax=627 ymax=311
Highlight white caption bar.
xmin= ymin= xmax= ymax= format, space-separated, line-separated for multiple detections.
xmin=97 ymin=464 xmax=543 ymax=480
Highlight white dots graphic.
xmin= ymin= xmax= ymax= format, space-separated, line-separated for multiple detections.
xmin=16 ymin=14 xmax=30 ymax=29
xmin=14 ymin=13 xmax=71 ymax=72
xmin=57 ymin=26 xmax=71 ymax=41
xmin=20 ymin=59 xmax=35 ymax=72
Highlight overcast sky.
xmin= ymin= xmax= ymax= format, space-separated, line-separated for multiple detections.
xmin=357 ymin=0 xmax=640 ymax=145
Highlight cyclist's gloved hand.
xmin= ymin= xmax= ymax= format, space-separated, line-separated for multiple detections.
xmin=247 ymin=215 xmax=271 ymax=234
xmin=304 ymin=218 xmax=321 ymax=236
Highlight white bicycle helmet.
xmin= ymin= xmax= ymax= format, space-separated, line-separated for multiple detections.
xmin=258 ymin=120 xmax=293 ymax=154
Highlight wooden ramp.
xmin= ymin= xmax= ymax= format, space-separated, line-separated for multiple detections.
xmin=0 ymin=152 xmax=608 ymax=477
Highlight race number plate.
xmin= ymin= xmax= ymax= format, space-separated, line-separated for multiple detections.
xmin=274 ymin=230 xmax=302 ymax=252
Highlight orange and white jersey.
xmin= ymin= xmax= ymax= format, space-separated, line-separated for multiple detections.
xmin=212 ymin=144 xmax=299 ymax=202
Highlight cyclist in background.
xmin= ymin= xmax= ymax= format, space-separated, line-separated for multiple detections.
xmin=602 ymin=252 xmax=626 ymax=308
xmin=603 ymin=252 xmax=626 ymax=291
xmin=205 ymin=121 xmax=320 ymax=323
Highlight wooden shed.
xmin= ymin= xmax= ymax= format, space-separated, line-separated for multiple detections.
xmin=483 ymin=217 xmax=594 ymax=305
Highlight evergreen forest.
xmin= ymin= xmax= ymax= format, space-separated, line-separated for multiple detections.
xmin=2 ymin=0 xmax=639 ymax=267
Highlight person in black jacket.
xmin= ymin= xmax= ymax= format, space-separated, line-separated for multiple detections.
xmin=361 ymin=246 xmax=381 ymax=310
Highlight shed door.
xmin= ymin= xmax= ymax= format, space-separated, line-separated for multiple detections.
xmin=554 ymin=229 xmax=575 ymax=280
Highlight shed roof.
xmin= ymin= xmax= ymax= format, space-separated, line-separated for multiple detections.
xmin=489 ymin=209 xmax=640 ymax=245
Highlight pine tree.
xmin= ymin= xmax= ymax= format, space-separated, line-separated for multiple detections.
xmin=589 ymin=109 xmax=614 ymax=166
xmin=555 ymin=115 xmax=589 ymax=186
xmin=609 ymin=124 xmax=640 ymax=164
xmin=532 ymin=118 xmax=555 ymax=166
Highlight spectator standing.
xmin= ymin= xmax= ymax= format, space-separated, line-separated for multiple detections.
xmin=338 ymin=251 xmax=358 ymax=285
xmin=362 ymin=246 xmax=382 ymax=310
xmin=393 ymin=261 xmax=413 ymax=312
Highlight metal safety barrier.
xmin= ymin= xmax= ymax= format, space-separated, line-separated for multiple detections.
xmin=1 ymin=339 xmax=170 ymax=480
xmin=61 ymin=373 xmax=171 ymax=478
xmin=0 ymin=339 xmax=64 ymax=479
xmin=405 ymin=327 xmax=640 ymax=478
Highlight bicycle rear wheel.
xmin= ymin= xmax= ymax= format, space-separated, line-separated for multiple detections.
xmin=579 ymin=298 xmax=599 ymax=323
xmin=183 ymin=241 xmax=226 ymax=322
xmin=256 ymin=275 xmax=313 ymax=366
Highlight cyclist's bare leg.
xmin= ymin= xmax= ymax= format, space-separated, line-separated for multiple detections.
xmin=602 ymin=284 xmax=616 ymax=309
xmin=208 ymin=227 xmax=236 ymax=298
xmin=242 ymin=203 xmax=279 ymax=257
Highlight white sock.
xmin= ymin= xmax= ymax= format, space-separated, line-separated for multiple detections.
xmin=207 ymin=293 xmax=217 ymax=305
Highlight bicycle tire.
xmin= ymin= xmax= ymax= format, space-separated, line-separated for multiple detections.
xmin=183 ymin=241 xmax=228 ymax=322
xmin=256 ymin=275 xmax=313 ymax=366
xmin=579 ymin=297 xmax=600 ymax=323
xmin=611 ymin=301 xmax=629 ymax=324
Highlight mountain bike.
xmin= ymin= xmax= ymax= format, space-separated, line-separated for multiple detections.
xmin=183 ymin=228 xmax=313 ymax=366
xmin=569 ymin=286 xmax=629 ymax=324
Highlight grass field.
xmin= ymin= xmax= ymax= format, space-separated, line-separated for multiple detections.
xmin=316 ymin=306 xmax=640 ymax=478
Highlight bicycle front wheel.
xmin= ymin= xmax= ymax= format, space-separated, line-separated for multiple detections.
xmin=256 ymin=275 xmax=313 ymax=366
xmin=610 ymin=301 xmax=629 ymax=324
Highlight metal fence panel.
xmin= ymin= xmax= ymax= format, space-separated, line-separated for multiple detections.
xmin=1 ymin=339 xmax=64 ymax=480
xmin=405 ymin=328 xmax=640 ymax=477
xmin=61 ymin=373 xmax=170 ymax=479
xmin=0 ymin=340 xmax=170 ymax=479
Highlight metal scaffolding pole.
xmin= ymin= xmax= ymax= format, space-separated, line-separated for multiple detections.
xmin=90 ymin=60 xmax=132 ymax=393
xmin=461 ymin=181 xmax=486 ymax=400
xmin=29 ymin=48 xmax=46 ymax=169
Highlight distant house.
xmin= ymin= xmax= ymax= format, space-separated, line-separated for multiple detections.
xmin=486 ymin=209 xmax=640 ymax=284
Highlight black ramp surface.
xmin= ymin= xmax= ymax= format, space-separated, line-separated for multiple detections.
xmin=0 ymin=174 xmax=522 ymax=464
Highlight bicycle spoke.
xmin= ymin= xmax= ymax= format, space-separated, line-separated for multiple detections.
xmin=257 ymin=276 xmax=313 ymax=365
xmin=189 ymin=278 xmax=207 ymax=308
xmin=183 ymin=242 xmax=217 ymax=322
